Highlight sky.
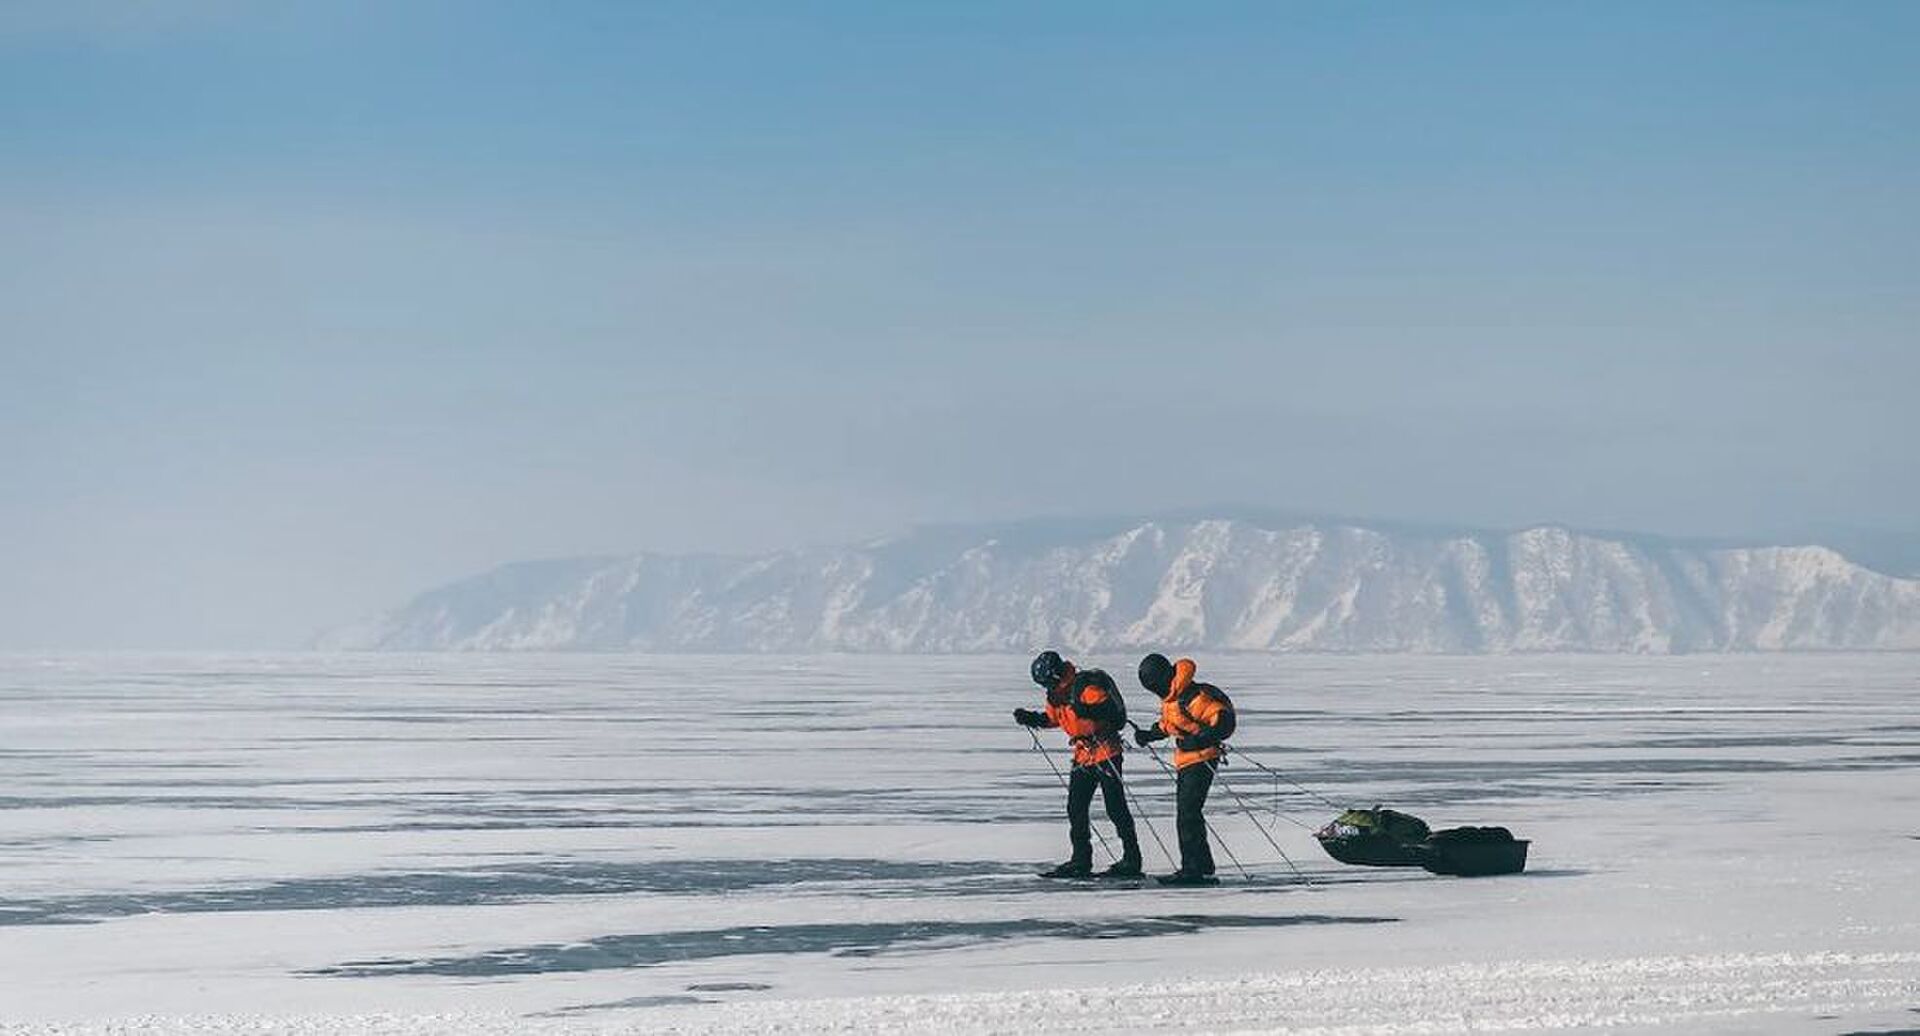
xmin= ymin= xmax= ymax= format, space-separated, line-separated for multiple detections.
xmin=3 ymin=1 xmax=1916 ymax=649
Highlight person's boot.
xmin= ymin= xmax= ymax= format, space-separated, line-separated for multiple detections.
xmin=1100 ymin=849 xmax=1143 ymax=879
xmin=1156 ymin=869 xmax=1220 ymax=887
xmin=1039 ymin=858 xmax=1094 ymax=879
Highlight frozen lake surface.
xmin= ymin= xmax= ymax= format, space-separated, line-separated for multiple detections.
xmin=1 ymin=653 xmax=1916 ymax=1034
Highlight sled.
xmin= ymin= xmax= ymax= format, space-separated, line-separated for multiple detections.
xmin=1414 ymin=826 xmax=1530 ymax=877
xmin=1313 ymin=807 xmax=1431 ymax=867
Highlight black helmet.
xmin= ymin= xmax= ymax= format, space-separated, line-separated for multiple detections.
xmin=1137 ymin=653 xmax=1174 ymax=697
xmin=1030 ymin=650 xmax=1069 ymax=688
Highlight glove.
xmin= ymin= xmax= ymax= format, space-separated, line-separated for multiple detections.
xmin=1013 ymin=708 xmax=1047 ymax=728
xmin=1133 ymin=724 xmax=1165 ymax=747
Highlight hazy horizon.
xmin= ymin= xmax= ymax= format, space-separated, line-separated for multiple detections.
xmin=5 ymin=2 xmax=1916 ymax=649
xmin=10 ymin=504 xmax=1920 ymax=652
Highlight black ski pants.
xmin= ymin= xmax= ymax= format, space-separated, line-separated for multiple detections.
xmin=1066 ymin=758 xmax=1139 ymax=866
xmin=1175 ymin=759 xmax=1218 ymax=876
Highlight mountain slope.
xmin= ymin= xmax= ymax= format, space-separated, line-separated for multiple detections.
xmin=319 ymin=519 xmax=1920 ymax=653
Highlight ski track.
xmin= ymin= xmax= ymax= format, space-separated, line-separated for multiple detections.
xmin=0 ymin=653 xmax=1917 ymax=1034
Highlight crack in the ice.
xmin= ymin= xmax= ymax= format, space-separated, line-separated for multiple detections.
xmin=306 ymin=914 xmax=1399 ymax=977
xmin=0 ymin=858 xmax=1003 ymax=926
xmin=532 ymin=994 xmax=714 ymax=1015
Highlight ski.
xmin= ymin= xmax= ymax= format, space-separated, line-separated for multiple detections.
xmin=1155 ymin=874 xmax=1221 ymax=887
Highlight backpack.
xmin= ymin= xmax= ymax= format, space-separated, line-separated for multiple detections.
xmin=1069 ymin=668 xmax=1127 ymax=729
xmin=1176 ymin=682 xmax=1233 ymax=742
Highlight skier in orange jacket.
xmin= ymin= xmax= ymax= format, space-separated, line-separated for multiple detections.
xmin=1014 ymin=650 xmax=1143 ymax=878
xmin=1134 ymin=653 xmax=1236 ymax=885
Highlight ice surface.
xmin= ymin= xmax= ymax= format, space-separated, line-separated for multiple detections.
xmin=0 ymin=653 xmax=1915 ymax=1033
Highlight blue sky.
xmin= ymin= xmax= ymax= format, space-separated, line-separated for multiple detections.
xmin=3 ymin=1 xmax=1916 ymax=647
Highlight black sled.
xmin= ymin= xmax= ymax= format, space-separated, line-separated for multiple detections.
xmin=1414 ymin=826 xmax=1530 ymax=877
xmin=1316 ymin=808 xmax=1531 ymax=876
xmin=1313 ymin=807 xmax=1431 ymax=867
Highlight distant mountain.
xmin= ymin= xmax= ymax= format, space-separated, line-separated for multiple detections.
xmin=318 ymin=517 xmax=1920 ymax=653
xmin=1775 ymin=525 xmax=1920 ymax=580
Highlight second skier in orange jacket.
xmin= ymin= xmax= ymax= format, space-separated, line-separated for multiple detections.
xmin=1134 ymin=654 xmax=1236 ymax=885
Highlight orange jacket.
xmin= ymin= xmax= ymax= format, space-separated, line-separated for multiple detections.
xmin=1039 ymin=667 xmax=1125 ymax=767
xmin=1159 ymin=658 xmax=1235 ymax=769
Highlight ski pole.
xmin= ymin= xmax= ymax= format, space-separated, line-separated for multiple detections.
xmin=1134 ymin=733 xmax=1250 ymax=882
xmin=1214 ymin=768 xmax=1314 ymax=887
xmin=1099 ymin=757 xmax=1177 ymax=872
xmin=1027 ymin=728 xmax=1116 ymax=862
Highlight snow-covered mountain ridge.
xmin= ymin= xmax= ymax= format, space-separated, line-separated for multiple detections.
xmin=320 ymin=518 xmax=1920 ymax=652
